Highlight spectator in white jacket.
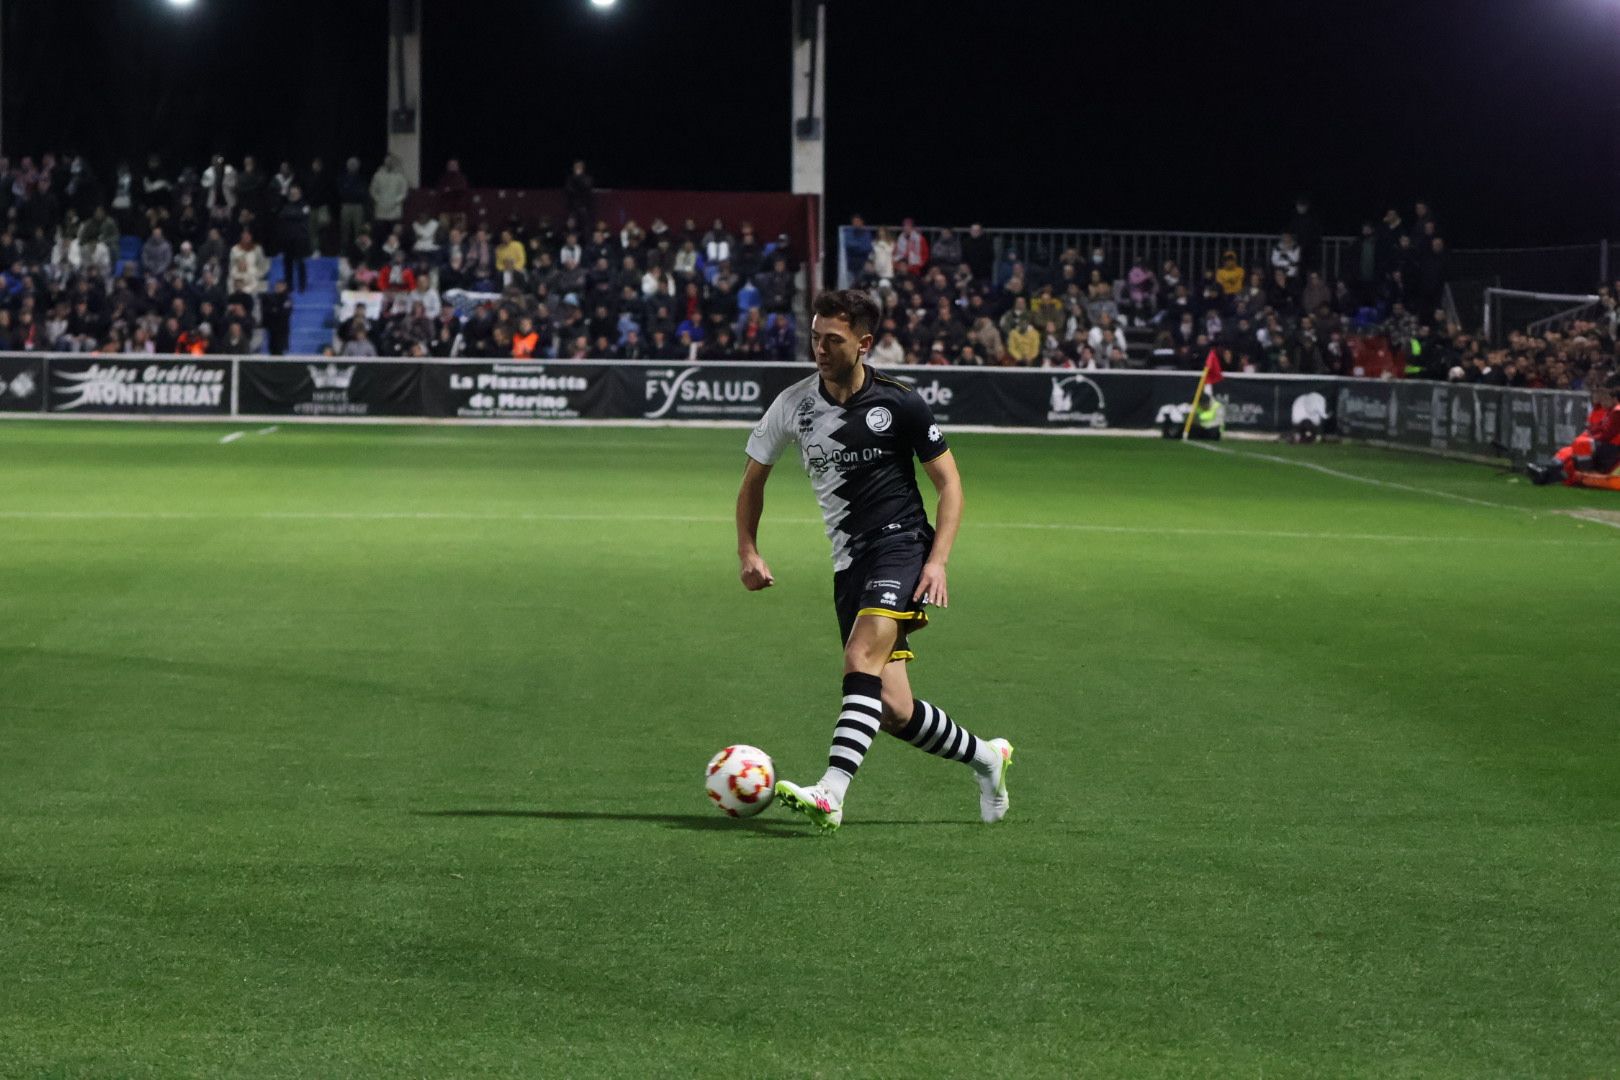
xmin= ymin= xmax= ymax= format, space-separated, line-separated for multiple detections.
xmin=408 ymin=274 xmax=441 ymax=319
xmin=68 ymin=236 xmax=112 ymax=276
xmin=1087 ymin=311 xmax=1127 ymax=356
xmin=870 ymin=227 xmax=895 ymax=280
xmin=868 ymin=330 xmax=905 ymax=366
xmin=228 ymin=230 xmax=269 ymax=295
xmin=369 ymin=155 xmax=409 ymax=233
xmin=641 ymin=265 xmax=674 ymax=298
xmin=673 ymin=240 xmax=699 ymax=283
xmin=703 ymin=218 xmax=732 ymax=267
xmin=412 ymin=211 xmax=440 ymax=253
xmin=558 ymin=233 xmax=583 ymax=268
xmin=200 ymin=155 xmax=237 ymax=222
xmin=1270 ymin=232 xmax=1302 ymax=280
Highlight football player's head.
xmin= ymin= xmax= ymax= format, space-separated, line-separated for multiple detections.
xmin=811 ymin=288 xmax=879 ymax=376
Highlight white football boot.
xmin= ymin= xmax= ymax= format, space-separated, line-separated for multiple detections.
xmin=774 ymin=779 xmax=844 ymax=832
xmin=977 ymin=739 xmax=1014 ymax=823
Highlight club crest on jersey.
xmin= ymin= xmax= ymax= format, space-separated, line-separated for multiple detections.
xmin=866 ymin=406 xmax=893 ymax=433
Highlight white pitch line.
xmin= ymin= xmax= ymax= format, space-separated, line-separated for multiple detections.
xmin=1189 ymin=442 xmax=1530 ymax=512
xmin=256 ymin=425 xmax=279 ymax=436
xmin=218 ymin=431 xmax=246 ymax=445
xmin=1559 ymin=509 xmax=1620 ymax=531
xmin=0 ymin=508 xmax=1609 ymax=546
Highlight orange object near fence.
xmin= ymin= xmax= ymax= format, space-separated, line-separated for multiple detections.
xmin=1572 ymin=471 xmax=1620 ymax=491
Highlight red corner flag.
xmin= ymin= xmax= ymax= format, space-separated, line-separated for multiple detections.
xmin=1203 ymin=349 xmax=1224 ymax=384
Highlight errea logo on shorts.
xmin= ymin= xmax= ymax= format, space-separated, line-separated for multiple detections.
xmin=865 ymin=406 xmax=893 ymax=433
xmin=927 ymin=424 xmax=942 ymax=442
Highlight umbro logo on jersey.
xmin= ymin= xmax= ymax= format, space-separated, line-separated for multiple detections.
xmin=866 ymin=406 xmax=893 ymax=433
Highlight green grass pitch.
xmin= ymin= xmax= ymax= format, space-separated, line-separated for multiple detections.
xmin=2 ymin=418 xmax=1617 ymax=1077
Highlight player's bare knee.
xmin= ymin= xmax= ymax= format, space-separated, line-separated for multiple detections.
xmin=843 ymin=617 xmax=899 ymax=675
xmin=842 ymin=638 xmax=888 ymax=674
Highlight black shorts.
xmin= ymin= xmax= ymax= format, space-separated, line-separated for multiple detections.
xmin=833 ymin=525 xmax=933 ymax=663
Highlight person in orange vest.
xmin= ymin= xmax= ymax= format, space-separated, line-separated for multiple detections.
xmin=1528 ymin=379 xmax=1620 ymax=485
xmin=511 ymin=317 xmax=540 ymax=360
xmin=175 ymin=323 xmax=211 ymax=356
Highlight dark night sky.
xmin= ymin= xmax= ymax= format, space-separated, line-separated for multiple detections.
xmin=3 ymin=0 xmax=1616 ymax=245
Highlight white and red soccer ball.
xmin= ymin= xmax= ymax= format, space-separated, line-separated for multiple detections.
xmin=704 ymin=745 xmax=775 ymax=817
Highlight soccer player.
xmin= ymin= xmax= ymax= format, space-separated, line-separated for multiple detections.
xmin=735 ymin=289 xmax=1013 ymax=831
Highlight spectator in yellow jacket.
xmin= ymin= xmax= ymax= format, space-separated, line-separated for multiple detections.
xmin=1029 ymin=283 xmax=1064 ymax=331
xmin=1215 ymin=250 xmax=1244 ymax=295
xmin=1005 ymin=318 xmax=1041 ymax=365
xmin=495 ymin=229 xmax=527 ymax=273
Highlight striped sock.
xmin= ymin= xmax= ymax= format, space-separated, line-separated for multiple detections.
xmin=896 ymin=700 xmax=996 ymax=773
xmin=818 ymin=672 xmax=884 ymax=802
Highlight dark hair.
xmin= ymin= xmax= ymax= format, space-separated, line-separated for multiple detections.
xmin=812 ymin=288 xmax=880 ymax=337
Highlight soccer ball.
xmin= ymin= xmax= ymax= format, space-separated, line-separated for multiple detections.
xmin=705 ymin=745 xmax=775 ymax=817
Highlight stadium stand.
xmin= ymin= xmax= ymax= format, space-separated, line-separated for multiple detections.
xmin=844 ymin=204 xmax=1616 ymax=392
xmin=329 ymin=195 xmax=804 ymax=362
xmin=0 ymin=152 xmax=808 ymax=362
xmin=0 ymin=148 xmax=1608 ymax=391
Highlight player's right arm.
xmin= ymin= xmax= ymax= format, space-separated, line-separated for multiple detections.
xmin=736 ymin=457 xmax=775 ymax=590
xmin=738 ymin=391 xmax=796 ymax=591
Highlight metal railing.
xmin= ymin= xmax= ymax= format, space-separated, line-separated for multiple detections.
xmin=839 ymin=227 xmax=1618 ymax=312
xmin=1526 ymin=299 xmax=1608 ymax=339
xmin=837 ymin=225 xmax=1355 ymax=289
xmin=1482 ymin=287 xmax=1603 ymax=344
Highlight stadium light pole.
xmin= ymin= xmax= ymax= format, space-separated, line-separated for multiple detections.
xmin=386 ymin=0 xmax=422 ymax=186
xmin=791 ymin=0 xmax=826 ymax=296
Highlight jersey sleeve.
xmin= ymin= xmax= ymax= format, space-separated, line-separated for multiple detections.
xmin=897 ymin=389 xmax=949 ymax=463
xmin=745 ymin=389 xmax=797 ymax=465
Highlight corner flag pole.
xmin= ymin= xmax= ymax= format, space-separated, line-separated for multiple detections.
xmin=1181 ymin=350 xmax=1221 ymax=440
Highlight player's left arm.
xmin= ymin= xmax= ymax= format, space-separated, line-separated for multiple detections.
xmin=916 ymin=450 xmax=961 ymax=608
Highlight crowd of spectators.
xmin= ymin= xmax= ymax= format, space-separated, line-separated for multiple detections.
xmin=841 ymin=200 xmax=1615 ymax=391
xmin=0 ymin=149 xmax=1610 ymax=391
xmin=0 ymin=149 xmax=366 ymax=355
xmin=0 ymin=150 xmax=804 ymax=362
xmin=331 ymin=159 xmax=803 ymax=362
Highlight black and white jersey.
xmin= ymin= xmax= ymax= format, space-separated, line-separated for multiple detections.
xmin=746 ymin=366 xmax=949 ymax=570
